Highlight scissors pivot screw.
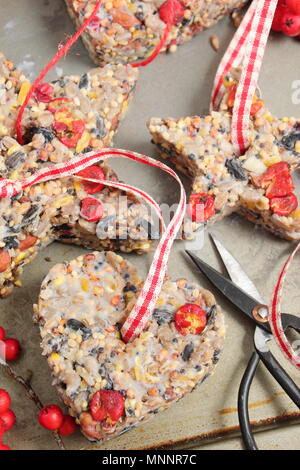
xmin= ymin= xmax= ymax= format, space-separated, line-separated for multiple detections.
xmin=252 ymin=304 xmax=269 ymax=323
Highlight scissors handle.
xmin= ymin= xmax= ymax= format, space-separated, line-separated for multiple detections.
xmin=238 ymin=346 xmax=300 ymax=451
xmin=281 ymin=313 xmax=300 ymax=334
xmin=238 ymin=351 xmax=260 ymax=450
xmin=257 ymin=348 xmax=300 ymax=408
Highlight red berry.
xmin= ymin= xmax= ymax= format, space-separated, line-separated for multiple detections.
xmin=259 ymin=162 xmax=295 ymax=198
xmin=270 ymin=193 xmax=298 ymax=216
xmin=34 ymin=83 xmax=54 ymax=103
xmin=286 ymin=0 xmax=300 ymax=15
xmin=175 ymin=303 xmax=207 ymax=336
xmin=19 ymin=235 xmax=38 ymax=251
xmin=281 ymin=13 xmax=300 ymax=36
xmin=187 ymin=193 xmax=215 ymax=222
xmin=90 ymin=390 xmax=125 ymax=423
xmin=0 ymin=327 xmax=5 ymax=341
xmin=0 ymin=442 xmax=11 ymax=450
xmin=0 ymin=250 xmax=11 ymax=273
xmin=0 ymin=409 xmax=15 ymax=432
xmin=272 ymin=5 xmax=287 ymax=32
xmin=0 ymin=390 xmax=10 ymax=415
xmin=159 ymin=0 xmax=184 ymax=25
xmin=38 ymin=405 xmax=64 ymax=431
xmin=80 ymin=197 xmax=104 ymax=222
xmin=76 ymin=165 xmax=106 ymax=194
xmin=58 ymin=415 xmax=77 ymax=436
xmin=3 ymin=338 xmax=21 ymax=361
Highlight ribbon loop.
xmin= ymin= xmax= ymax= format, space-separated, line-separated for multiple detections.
xmin=0 ymin=148 xmax=186 ymax=342
xmin=210 ymin=0 xmax=278 ymax=154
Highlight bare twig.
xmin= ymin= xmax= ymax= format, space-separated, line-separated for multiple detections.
xmin=1 ymin=362 xmax=65 ymax=450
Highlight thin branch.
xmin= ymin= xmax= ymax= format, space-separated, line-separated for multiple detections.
xmin=1 ymin=362 xmax=66 ymax=450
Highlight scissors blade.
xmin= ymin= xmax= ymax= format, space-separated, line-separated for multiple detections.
xmin=210 ymin=233 xmax=265 ymax=304
xmin=185 ymin=250 xmax=272 ymax=334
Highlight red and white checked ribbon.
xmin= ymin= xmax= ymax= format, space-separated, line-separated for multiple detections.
xmin=210 ymin=0 xmax=278 ymax=154
xmin=270 ymin=243 xmax=300 ymax=370
xmin=0 ymin=148 xmax=186 ymax=342
xmin=211 ymin=0 xmax=300 ymax=369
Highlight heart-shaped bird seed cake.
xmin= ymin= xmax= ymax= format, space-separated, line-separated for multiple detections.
xmin=35 ymin=251 xmax=225 ymax=443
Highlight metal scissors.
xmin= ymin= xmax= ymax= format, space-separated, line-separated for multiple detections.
xmin=186 ymin=235 xmax=300 ymax=450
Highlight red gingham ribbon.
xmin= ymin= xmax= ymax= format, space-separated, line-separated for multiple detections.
xmin=0 ymin=149 xmax=186 ymax=342
xmin=210 ymin=0 xmax=278 ymax=154
xmin=270 ymin=243 xmax=300 ymax=370
xmin=211 ymin=0 xmax=300 ymax=369
xmin=210 ymin=0 xmax=256 ymax=112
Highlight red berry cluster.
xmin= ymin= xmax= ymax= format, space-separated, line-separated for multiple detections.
xmin=0 ymin=389 xmax=15 ymax=450
xmin=0 ymin=326 xmax=21 ymax=361
xmin=38 ymin=405 xmax=77 ymax=436
xmin=272 ymin=0 xmax=300 ymax=36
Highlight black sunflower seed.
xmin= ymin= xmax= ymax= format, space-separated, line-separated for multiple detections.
xmin=94 ymin=116 xmax=107 ymax=138
xmin=153 ymin=307 xmax=174 ymax=325
xmin=281 ymin=131 xmax=300 ymax=151
xmin=22 ymin=205 xmax=39 ymax=225
xmin=206 ymin=305 xmax=217 ymax=326
xmin=6 ymin=151 xmax=26 ymax=170
xmin=24 ymin=127 xmax=55 ymax=144
xmin=182 ymin=342 xmax=194 ymax=362
xmin=66 ymin=319 xmax=92 ymax=340
xmin=78 ymin=73 xmax=89 ymax=89
xmin=123 ymin=283 xmax=138 ymax=293
xmin=213 ymin=349 xmax=221 ymax=364
xmin=225 ymin=158 xmax=248 ymax=180
xmin=3 ymin=236 xmax=19 ymax=249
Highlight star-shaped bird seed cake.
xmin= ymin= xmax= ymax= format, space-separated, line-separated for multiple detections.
xmin=0 ymin=53 xmax=154 ymax=298
xmin=148 ymin=68 xmax=300 ymax=241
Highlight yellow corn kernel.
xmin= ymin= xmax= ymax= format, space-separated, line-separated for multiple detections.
xmin=295 ymin=141 xmax=300 ymax=153
xmin=264 ymin=113 xmax=274 ymax=122
xmin=14 ymin=252 xmax=26 ymax=264
xmin=73 ymin=181 xmax=82 ymax=193
xmin=134 ymin=366 xmax=141 ymax=381
xmin=76 ymin=131 xmax=90 ymax=153
xmin=264 ymin=155 xmax=281 ymax=167
xmin=10 ymin=170 xmax=19 ymax=180
xmin=53 ymin=196 xmax=73 ymax=208
xmin=53 ymin=276 xmax=65 ymax=287
xmin=7 ymin=144 xmax=21 ymax=156
xmin=14 ymin=280 xmax=22 ymax=287
xmin=18 ymin=82 xmax=31 ymax=105
xmin=291 ymin=209 xmax=300 ymax=219
xmin=50 ymin=353 xmax=60 ymax=362
xmin=81 ymin=278 xmax=89 ymax=292
xmin=155 ymin=297 xmax=165 ymax=307
xmin=0 ymin=126 xmax=8 ymax=136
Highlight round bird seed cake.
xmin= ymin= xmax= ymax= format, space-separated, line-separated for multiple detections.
xmin=35 ymin=251 xmax=225 ymax=443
